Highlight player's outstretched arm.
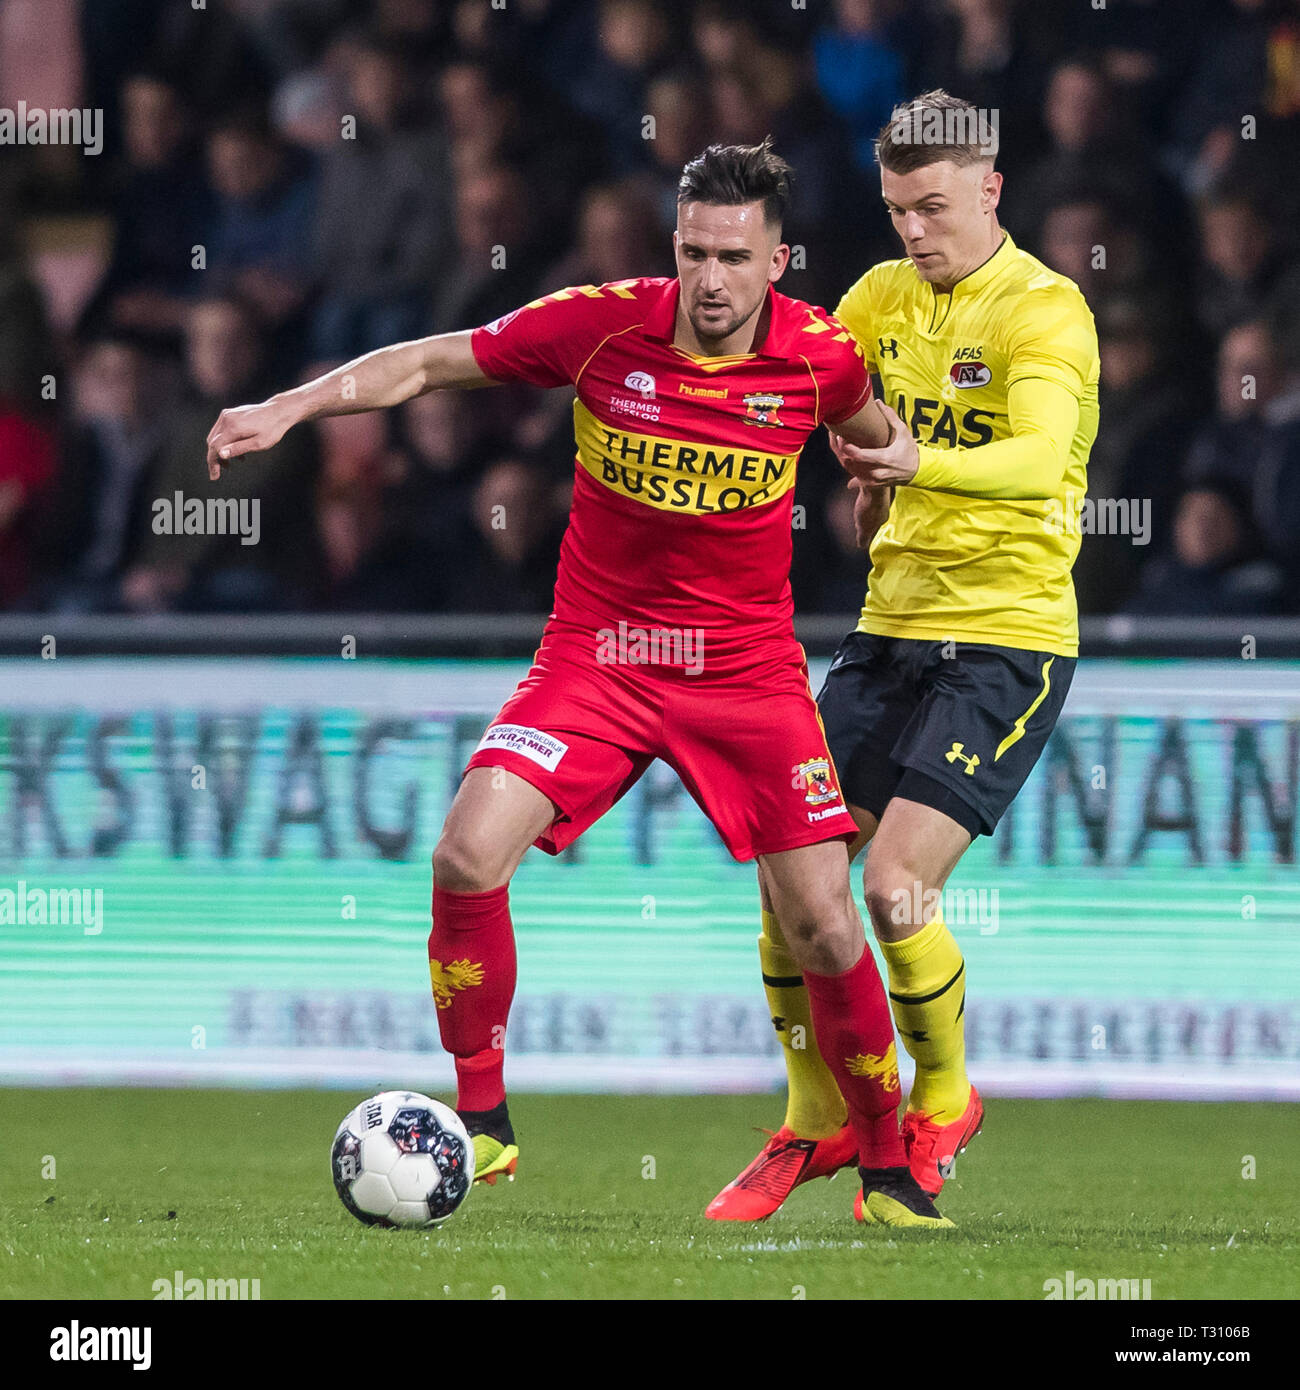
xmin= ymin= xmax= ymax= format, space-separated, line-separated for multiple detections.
xmin=205 ymin=330 xmax=491 ymax=479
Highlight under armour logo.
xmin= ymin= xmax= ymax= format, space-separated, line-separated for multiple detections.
xmin=878 ymin=337 xmax=899 ymax=359
xmin=771 ymin=1015 xmax=786 ymax=1032
xmin=945 ymin=742 xmax=980 ymax=775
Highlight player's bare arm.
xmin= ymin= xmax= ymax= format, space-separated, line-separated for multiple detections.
xmin=205 ymin=330 xmax=492 ymax=478
xmin=848 ymin=477 xmax=893 ymax=551
xmin=831 ymin=400 xmax=918 ymax=486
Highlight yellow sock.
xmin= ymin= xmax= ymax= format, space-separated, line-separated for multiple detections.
xmin=759 ymin=909 xmax=847 ymax=1139
xmin=879 ymin=913 xmax=970 ymax=1123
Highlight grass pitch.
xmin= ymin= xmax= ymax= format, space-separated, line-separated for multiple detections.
xmin=1 ymin=1089 xmax=1295 ymax=1300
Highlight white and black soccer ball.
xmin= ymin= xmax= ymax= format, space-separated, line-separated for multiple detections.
xmin=332 ymin=1091 xmax=475 ymax=1228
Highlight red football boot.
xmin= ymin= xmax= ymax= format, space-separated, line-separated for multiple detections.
xmin=705 ymin=1123 xmax=858 ymax=1221
xmin=901 ymin=1084 xmax=984 ymax=1197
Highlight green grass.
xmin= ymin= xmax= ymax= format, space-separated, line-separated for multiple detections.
xmin=1 ymin=1089 xmax=1295 ymax=1300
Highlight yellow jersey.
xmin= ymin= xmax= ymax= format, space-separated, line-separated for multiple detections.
xmin=835 ymin=231 xmax=1099 ymax=657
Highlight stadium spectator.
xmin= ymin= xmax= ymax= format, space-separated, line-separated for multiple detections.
xmin=566 ymin=0 xmax=675 ymax=174
xmin=77 ymin=72 xmax=212 ymax=344
xmin=1073 ymin=297 xmax=1202 ymax=613
xmin=1007 ymin=56 xmax=1188 ymax=262
xmin=35 ymin=334 xmax=171 ymax=611
xmin=310 ymin=34 xmax=449 ymax=361
xmin=1184 ymin=318 xmax=1300 ymax=597
xmin=437 ymin=58 xmax=606 ymax=252
xmin=1123 ymin=479 xmax=1284 ymax=616
xmin=804 ymin=480 xmax=873 ymax=617
xmin=204 ymin=111 xmax=318 ymax=360
xmin=123 ymin=295 xmax=323 ymax=613
xmin=914 ymin=0 xmax=1045 ymax=157
xmin=1035 ymin=188 xmax=1172 ymax=319
xmin=812 ymin=0 xmax=909 ymax=175
xmin=1192 ymin=184 xmax=1294 ymax=339
xmin=429 ymin=165 xmax=548 ymax=334
xmin=1184 ymin=319 xmax=1287 ymax=494
xmin=334 ymin=389 xmax=495 ymax=611
xmin=312 ymin=409 xmax=406 ymax=598
xmin=0 ymin=402 xmax=57 ymax=609
xmin=641 ymin=70 xmax=715 ymax=229
xmin=441 ymin=458 xmax=564 ymax=612
xmin=0 ymin=215 xmax=57 ymax=413
xmin=1170 ymin=0 xmax=1292 ymax=193
xmin=544 ymin=180 xmax=671 ymax=289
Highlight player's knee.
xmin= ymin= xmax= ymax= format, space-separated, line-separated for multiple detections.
xmin=772 ymin=892 xmax=859 ymax=970
xmin=862 ymin=858 xmax=916 ymax=937
xmin=431 ymin=830 xmax=509 ymax=893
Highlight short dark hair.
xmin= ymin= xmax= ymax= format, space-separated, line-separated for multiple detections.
xmin=677 ymin=137 xmax=793 ymax=229
xmin=876 ymin=89 xmax=998 ymax=175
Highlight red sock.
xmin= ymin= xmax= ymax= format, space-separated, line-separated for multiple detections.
xmin=428 ymin=884 xmax=516 ymax=1112
xmin=803 ymin=944 xmax=906 ymax=1168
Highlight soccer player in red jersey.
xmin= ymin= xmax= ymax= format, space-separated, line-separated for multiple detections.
xmin=206 ymin=141 xmax=950 ymax=1227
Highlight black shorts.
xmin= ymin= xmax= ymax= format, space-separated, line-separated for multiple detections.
xmin=816 ymin=632 xmax=1076 ymax=839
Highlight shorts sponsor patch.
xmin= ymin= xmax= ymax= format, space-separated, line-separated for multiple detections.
xmin=476 ymin=723 xmax=569 ymax=771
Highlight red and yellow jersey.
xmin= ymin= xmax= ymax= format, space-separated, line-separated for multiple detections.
xmin=471 ymin=277 xmax=871 ymax=671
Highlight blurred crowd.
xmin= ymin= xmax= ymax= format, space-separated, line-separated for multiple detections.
xmin=0 ymin=0 xmax=1298 ymax=617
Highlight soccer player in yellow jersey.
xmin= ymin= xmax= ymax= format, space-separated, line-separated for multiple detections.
xmin=708 ymin=91 xmax=1100 ymax=1220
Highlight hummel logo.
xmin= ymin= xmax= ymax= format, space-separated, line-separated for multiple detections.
xmin=945 ymin=742 xmax=980 ymax=775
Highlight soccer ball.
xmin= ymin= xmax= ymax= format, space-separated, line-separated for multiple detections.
xmin=331 ymin=1091 xmax=475 ymax=1228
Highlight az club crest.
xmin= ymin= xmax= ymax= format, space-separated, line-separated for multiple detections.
xmin=743 ymin=391 xmax=784 ymax=427
xmin=794 ymin=757 xmax=840 ymax=805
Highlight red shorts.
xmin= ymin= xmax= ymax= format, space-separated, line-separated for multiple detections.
xmin=463 ymin=625 xmax=858 ymax=862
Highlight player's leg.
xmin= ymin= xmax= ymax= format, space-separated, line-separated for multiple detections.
xmin=756 ymin=635 xmax=912 ymax=1132
xmin=429 ymin=632 xmax=661 ymax=1184
xmin=860 ymin=790 xmax=983 ymax=1197
xmin=759 ymin=838 xmax=951 ymax=1229
xmin=753 ymin=810 xmax=876 ymax=1137
xmin=703 ymin=821 xmax=876 ymax=1221
xmin=668 ymin=653 xmax=947 ymax=1226
xmin=708 ymin=634 xmax=912 ymax=1217
xmin=870 ymin=641 xmax=1076 ymax=1195
xmin=429 ymin=765 xmax=558 ymax=1183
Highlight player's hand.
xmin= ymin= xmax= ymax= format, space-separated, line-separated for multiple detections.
xmin=848 ymin=477 xmax=891 ymax=551
xmin=206 ymin=399 xmax=297 ymax=479
xmin=831 ymin=403 xmax=919 ymax=486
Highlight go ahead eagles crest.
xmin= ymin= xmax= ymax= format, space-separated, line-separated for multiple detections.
xmin=743 ymin=391 xmax=785 ymax=427
xmin=794 ymin=758 xmax=839 ymax=805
